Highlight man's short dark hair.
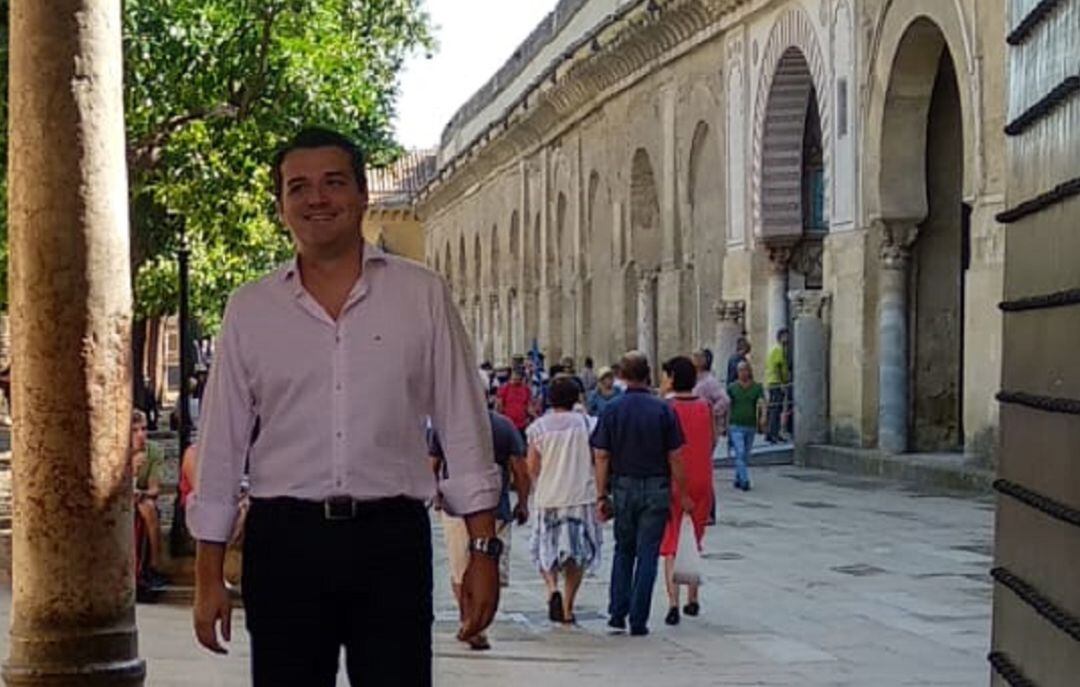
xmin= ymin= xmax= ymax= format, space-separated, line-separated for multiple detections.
xmin=548 ymin=376 xmax=581 ymax=410
xmin=663 ymin=356 xmax=698 ymax=393
xmin=584 ymin=357 xmax=594 ymax=368
xmin=620 ymin=351 xmax=650 ymax=384
xmin=272 ymin=127 xmax=367 ymax=201
xmin=777 ymin=327 xmax=789 ymax=340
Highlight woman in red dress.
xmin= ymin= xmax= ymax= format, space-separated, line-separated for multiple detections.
xmin=659 ymin=356 xmax=715 ymax=626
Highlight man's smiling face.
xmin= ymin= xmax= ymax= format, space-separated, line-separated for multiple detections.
xmin=277 ymin=146 xmax=367 ymax=254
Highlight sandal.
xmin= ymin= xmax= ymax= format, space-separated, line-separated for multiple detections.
xmin=665 ymin=606 xmax=680 ymax=626
xmin=548 ymin=591 xmax=564 ymax=622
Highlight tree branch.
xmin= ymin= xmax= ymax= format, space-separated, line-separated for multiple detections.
xmin=235 ymin=6 xmax=281 ymax=118
xmin=128 ymin=103 xmax=239 ymax=174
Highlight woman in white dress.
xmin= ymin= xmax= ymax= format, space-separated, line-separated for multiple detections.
xmin=527 ymin=376 xmax=603 ymax=624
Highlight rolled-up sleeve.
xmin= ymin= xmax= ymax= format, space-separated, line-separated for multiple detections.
xmin=187 ymin=296 xmax=256 ymax=543
xmin=430 ymin=280 xmax=500 ymax=516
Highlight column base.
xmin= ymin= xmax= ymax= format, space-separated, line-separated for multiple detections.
xmin=3 ymin=660 xmax=144 ymax=687
xmin=4 ymin=627 xmax=144 ymax=686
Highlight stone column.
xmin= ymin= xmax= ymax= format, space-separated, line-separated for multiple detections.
xmin=636 ymin=268 xmax=658 ymax=368
xmin=714 ymin=300 xmax=746 ymax=369
xmin=766 ymin=245 xmax=793 ymax=342
xmin=790 ymin=291 xmax=831 ymax=447
xmin=4 ymin=1 xmax=145 ymax=684
xmin=877 ymin=222 xmax=918 ymax=453
xmin=488 ymin=293 xmax=503 ymax=364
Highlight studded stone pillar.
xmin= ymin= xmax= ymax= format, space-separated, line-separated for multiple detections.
xmin=714 ymin=300 xmax=746 ymax=376
xmin=790 ymin=291 xmax=830 ymax=447
xmin=3 ymin=1 xmax=145 ymax=683
xmin=877 ymin=222 xmax=918 ymax=454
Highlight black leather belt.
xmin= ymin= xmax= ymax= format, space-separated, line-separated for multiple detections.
xmin=250 ymin=495 xmax=422 ymax=521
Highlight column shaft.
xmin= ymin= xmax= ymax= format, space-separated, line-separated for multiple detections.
xmin=791 ymin=291 xmax=830 ymax=447
xmin=766 ymin=246 xmax=792 ymax=341
xmin=4 ymin=0 xmax=144 ymax=683
xmin=636 ymin=270 xmax=658 ymax=369
xmin=877 ymin=223 xmax=917 ymax=454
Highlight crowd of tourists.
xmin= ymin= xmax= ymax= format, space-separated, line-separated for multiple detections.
xmin=432 ymin=330 xmax=794 ymax=649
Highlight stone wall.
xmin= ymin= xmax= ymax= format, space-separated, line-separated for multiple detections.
xmin=989 ymin=1 xmax=1080 ymax=683
xmin=418 ymin=0 xmax=1006 ymax=459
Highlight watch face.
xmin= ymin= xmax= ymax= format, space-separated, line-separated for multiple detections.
xmin=476 ymin=537 xmax=504 ymax=558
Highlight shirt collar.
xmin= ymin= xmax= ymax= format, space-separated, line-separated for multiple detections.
xmin=625 ymin=386 xmax=652 ymax=394
xmin=280 ymin=242 xmax=388 ymax=297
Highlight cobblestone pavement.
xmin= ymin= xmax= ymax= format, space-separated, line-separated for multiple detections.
xmin=0 ymin=465 xmax=994 ymax=686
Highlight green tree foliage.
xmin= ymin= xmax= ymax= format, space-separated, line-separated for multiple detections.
xmin=1 ymin=0 xmax=432 ymax=332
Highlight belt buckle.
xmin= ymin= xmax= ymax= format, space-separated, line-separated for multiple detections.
xmin=324 ymin=496 xmax=356 ymax=520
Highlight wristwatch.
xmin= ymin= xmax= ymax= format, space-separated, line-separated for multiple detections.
xmin=469 ymin=537 xmax=504 ymax=559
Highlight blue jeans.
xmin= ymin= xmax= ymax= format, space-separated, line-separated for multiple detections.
xmin=609 ymin=475 xmax=670 ymax=631
xmin=730 ymin=426 xmax=755 ymax=486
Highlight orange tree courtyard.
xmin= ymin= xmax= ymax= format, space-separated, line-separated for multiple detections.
xmin=0 ymin=0 xmax=432 ymax=333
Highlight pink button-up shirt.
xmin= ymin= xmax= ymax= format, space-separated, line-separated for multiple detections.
xmin=187 ymin=244 xmax=500 ymax=543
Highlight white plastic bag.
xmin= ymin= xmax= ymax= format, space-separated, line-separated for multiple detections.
xmin=672 ymin=514 xmax=702 ymax=585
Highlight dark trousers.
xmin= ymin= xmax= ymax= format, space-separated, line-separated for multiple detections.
xmin=767 ymin=387 xmax=786 ymax=440
xmin=609 ymin=475 xmax=670 ymax=631
xmin=242 ymin=496 xmax=433 ymax=687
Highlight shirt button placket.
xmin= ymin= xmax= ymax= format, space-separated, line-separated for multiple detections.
xmin=332 ymin=326 xmax=345 ymax=492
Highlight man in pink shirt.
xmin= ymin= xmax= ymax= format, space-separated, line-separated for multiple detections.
xmin=189 ymin=128 xmax=502 ymax=686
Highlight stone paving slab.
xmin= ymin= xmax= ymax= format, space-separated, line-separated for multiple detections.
xmin=0 ymin=465 xmax=994 ymax=685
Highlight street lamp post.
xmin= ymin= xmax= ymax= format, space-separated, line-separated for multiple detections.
xmin=177 ymin=215 xmax=192 ymax=460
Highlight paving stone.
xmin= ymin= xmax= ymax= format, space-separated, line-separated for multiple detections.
xmin=0 ymin=466 xmax=992 ymax=685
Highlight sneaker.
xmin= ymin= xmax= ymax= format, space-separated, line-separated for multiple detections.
xmin=664 ymin=607 xmax=680 ymax=626
xmin=630 ymin=626 xmax=650 ymax=637
xmin=683 ymin=602 xmax=700 ymax=617
xmin=144 ymin=569 xmax=169 ymax=590
xmin=607 ymin=616 xmax=627 ymax=631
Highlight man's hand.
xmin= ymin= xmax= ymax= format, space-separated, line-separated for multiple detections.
xmin=596 ymin=496 xmax=613 ymax=522
xmin=681 ymin=495 xmax=694 ymax=514
xmin=458 ymin=554 xmax=499 ymax=641
xmin=512 ymin=501 xmax=529 ymax=525
xmin=193 ymin=542 xmax=231 ymax=655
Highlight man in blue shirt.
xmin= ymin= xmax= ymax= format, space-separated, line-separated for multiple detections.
xmin=429 ymin=410 xmax=530 ymax=650
xmin=591 ymin=351 xmax=691 ymax=636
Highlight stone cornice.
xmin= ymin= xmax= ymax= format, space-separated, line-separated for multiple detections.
xmin=417 ymin=0 xmax=752 ymax=219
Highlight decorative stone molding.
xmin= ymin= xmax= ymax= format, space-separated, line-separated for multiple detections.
xmin=417 ymin=0 xmax=743 ymax=217
xmin=790 ymin=239 xmax=825 ymax=288
xmin=766 ymin=244 xmax=795 ymax=273
xmin=636 ymin=266 xmax=659 ymax=293
xmin=878 ymin=220 xmax=919 ymax=270
xmin=713 ymin=299 xmax=746 ymax=323
xmin=789 ymin=289 xmax=830 ymax=319
xmin=488 ymin=292 xmax=500 ymax=307
xmin=751 ymin=5 xmax=831 ymax=238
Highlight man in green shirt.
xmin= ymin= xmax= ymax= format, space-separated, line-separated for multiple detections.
xmin=764 ymin=328 xmax=791 ymax=443
xmin=727 ymin=361 xmax=766 ymax=490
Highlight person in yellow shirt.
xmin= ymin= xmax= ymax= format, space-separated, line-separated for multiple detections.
xmin=764 ymin=328 xmax=791 ymax=443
